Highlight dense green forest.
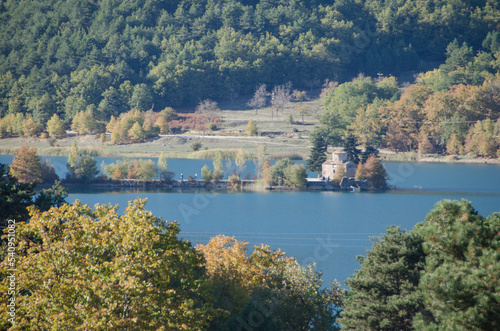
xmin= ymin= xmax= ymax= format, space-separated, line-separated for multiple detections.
xmin=0 ymin=0 xmax=499 ymax=127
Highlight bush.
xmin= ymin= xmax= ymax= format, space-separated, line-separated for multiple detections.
xmin=191 ymin=142 xmax=202 ymax=151
xmin=48 ymin=137 xmax=57 ymax=147
xmin=228 ymin=174 xmax=241 ymax=187
xmin=207 ymin=123 xmax=217 ymax=131
xmin=201 ymin=165 xmax=213 ymax=183
xmin=246 ymin=119 xmax=258 ymax=136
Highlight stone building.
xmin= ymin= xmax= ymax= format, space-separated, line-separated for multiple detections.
xmin=322 ymin=151 xmax=357 ymax=179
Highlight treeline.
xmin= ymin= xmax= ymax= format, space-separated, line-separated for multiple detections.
xmin=1 ymin=195 xmax=497 ymax=329
xmin=317 ymin=31 xmax=500 ymax=157
xmin=0 ymin=0 xmax=498 ymax=127
xmin=342 ymin=199 xmax=500 ymax=330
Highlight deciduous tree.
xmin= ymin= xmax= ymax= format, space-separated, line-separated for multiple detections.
xmin=247 ymin=84 xmax=267 ymax=115
xmin=0 ymin=199 xmax=212 ymax=330
xmin=46 ymin=113 xmax=65 ymax=138
xmin=246 ymin=118 xmax=258 ymax=136
xmin=9 ymin=144 xmax=42 ymax=183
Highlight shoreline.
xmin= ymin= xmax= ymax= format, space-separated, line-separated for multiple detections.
xmin=0 ymin=136 xmax=499 ymax=164
xmin=45 ymin=178 xmax=371 ymax=193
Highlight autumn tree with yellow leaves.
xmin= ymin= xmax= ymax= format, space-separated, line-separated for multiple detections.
xmin=0 ymin=199 xmax=212 ymax=330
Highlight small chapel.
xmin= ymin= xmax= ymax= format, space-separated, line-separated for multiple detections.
xmin=322 ymin=151 xmax=357 ymax=180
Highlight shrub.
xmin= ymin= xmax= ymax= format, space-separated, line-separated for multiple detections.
xmin=201 ymin=165 xmax=213 ymax=183
xmin=191 ymin=142 xmax=202 ymax=151
xmin=246 ymin=119 xmax=258 ymax=136
xmin=207 ymin=122 xmax=217 ymax=131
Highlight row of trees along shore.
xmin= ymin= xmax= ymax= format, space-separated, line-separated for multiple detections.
xmin=5 ymin=142 xmax=310 ymax=188
xmin=1 ymin=194 xmax=498 ymax=330
xmin=6 ymin=140 xmax=388 ymax=192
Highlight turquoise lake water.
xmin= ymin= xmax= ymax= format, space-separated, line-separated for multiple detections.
xmin=1 ymin=155 xmax=499 ymax=285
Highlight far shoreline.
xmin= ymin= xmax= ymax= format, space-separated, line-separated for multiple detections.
xmin=0 ymin=136 xmax=499 ymax=165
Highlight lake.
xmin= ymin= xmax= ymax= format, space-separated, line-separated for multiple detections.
xmin=1 ymin=154 xmax=499 ymax=285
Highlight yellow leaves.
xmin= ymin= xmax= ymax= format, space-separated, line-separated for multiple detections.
xmin=1 ymin=198 xmax=210 ymax=329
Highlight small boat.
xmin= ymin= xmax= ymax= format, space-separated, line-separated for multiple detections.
xmin=350 ymin=186 xmax=359 ymax=192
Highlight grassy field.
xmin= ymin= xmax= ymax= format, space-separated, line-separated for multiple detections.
xmin=0 ymin=95 xmax=321 ymax=159
xmin=1 ymin=93 xmax=498 ymax=164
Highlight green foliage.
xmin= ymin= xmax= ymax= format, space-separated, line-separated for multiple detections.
xmin=1 ymin=0 xmax=496 ymax=121
xmin=306 ymin=127 xmax=328 ymax=176
xmin=40 ymin=159 xmax=59 ymax=183
xmin=412 ymin=200 xmax=500 ymax=330
xmin=245 ymin=118 xmax=258 ymax=136
xmin=0 ymin=199 xmax=212 ymax=329
xmin=135 ymin=159 xmax=158 ymax=181
xmin=321 ymin=75 xmax=400 ymax=130
xmin=33 ymin=180 xmax=68 ymax=212
xmin=46 ymin=114 xmax=65 ymax=138
xmin=191 ymin=142 xmax=202 ymax=151
xmin=342 ymin=134 xmax=361 ymax=164
xmin=342 ymin=226 xmax=426 ymax=330
xmin=201 ymin=165 xmax=213 ymax=183
xmin=66 ymin=144 xmax=99 ymax=182
xmin=342 ymin=200 xmax=500 ymax=330
xmin=269 ymin=158 xmax=291 ymax=186
xmin=157 ymin=152 xmax=174 ymax=181
xmin=74 ymin=155 xmax=99 ymax=182
xmin=283 ymin=164 xmax=307 ymax=187
xmin=0 ymin=163 xmax=35 ymax=227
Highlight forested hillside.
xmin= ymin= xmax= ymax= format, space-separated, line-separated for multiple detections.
xmin=0 ymin=0 xmax=499 ymax=127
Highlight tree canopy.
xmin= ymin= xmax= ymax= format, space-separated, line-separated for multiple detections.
xmin=0 ymin=198 xmax=212 ymax=330
xmin=342 ymin=199 xmax=500 ymax=330
xmin=0 ymin=0 xmax=498 ymax=125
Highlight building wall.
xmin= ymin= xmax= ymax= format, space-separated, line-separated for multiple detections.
xmin=322 ymin=163 xmax=335 ymax=179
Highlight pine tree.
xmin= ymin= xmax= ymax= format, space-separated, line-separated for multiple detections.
xmin=342 ymin=226 xmax=426 ymax=330
xmin=306 ymin=129 xmax=327 ymax=177
xmin=67 ymin=142 xmax=79 ymax=179
xmin=413 ymin=200 xmax=500 ymax=330
xmin=342 ymin=134 xmax=361 ymax=164
xmin=0 ymin=164 xmax=36 ymax=227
